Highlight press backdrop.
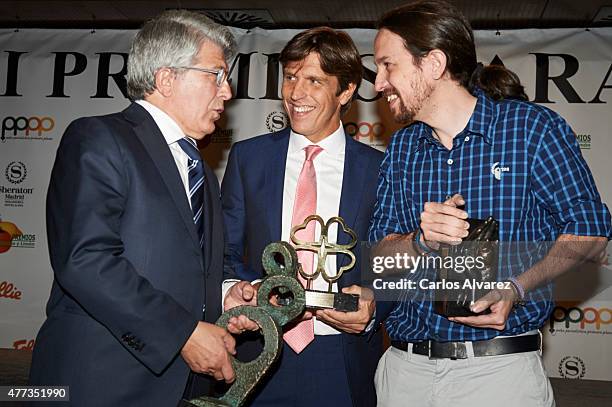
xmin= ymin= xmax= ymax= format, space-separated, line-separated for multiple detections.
xmin=1 ymin=26 xmax=610 ymax=380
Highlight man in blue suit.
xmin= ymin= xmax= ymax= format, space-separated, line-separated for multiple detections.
xmin=222 ymin=27 xmax=383 ymax=407
xmin=29 ymin=11 xmax=250 ymax=406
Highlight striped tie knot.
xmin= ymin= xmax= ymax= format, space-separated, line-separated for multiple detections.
xmin=177 ymin=137 xmax=201 ymax=161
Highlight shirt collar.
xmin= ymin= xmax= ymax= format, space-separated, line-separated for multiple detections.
xmin=288 ymin=121 xmax=346 ymax=155
xmin=464 ymin=88 xmax=495 ymax=144
xmin=136 ymin=100 xmax=188 ymax=145
xmin=415 ymin=88 xmax=495 ymax=150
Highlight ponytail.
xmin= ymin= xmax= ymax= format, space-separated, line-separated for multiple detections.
xmin=469 ymin=63 xmax=528 ymax=101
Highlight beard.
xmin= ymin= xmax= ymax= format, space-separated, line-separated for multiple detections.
xmin=391 ymin=75 xmax=433 ymax=125
xmin=394 ymin=99 xmax=414 ymax=125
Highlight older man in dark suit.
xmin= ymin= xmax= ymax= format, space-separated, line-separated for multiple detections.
xmin=29 ymin=10 xmax=250 ymax=406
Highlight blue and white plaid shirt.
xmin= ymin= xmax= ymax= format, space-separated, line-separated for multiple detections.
xmin=369 ymin=89 xmax=611 ymax=342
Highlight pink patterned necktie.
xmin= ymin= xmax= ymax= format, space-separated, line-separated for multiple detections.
xmin=284 ymin=144 xmax=323 ymax=353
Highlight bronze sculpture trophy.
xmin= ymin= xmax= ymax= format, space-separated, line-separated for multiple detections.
xmin=290 ymin=215 xmax=359 ymax=312
xmin=180 ymin=216 xmax=360 ymax=406
xmin=180 ymin=242 xmax=306 ymax=407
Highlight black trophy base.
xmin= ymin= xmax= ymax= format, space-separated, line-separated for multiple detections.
xmin=434 ymin=300 xmax=491 ymax=318
xmin=304 ymin=290 xmax=359 ymax=312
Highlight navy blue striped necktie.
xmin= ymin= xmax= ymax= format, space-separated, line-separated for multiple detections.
xmin=177 ymin=137 xmax=205 ymax=247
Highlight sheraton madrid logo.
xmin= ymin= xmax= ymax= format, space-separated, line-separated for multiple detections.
xmin=558 ymin=356 xmax=586 ymax=379
xmin=265 ymin=111 xmax=289 ymax=133
xmin=2 ymin=162 xmax=33 ymax=208
xmin=5 ymin=161 xmax=27 ymax=184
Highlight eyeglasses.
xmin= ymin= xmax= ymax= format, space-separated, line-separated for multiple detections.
xmin=171 ymin=66 xmax=228 ymax=87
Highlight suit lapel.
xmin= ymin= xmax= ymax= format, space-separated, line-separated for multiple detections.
xmin=124 ymin=103 xmax=202 ymax=252
xmin=265 ymin=129 xmax=291 ymax=240
xmin=338 ymin=136 xmax=368 ymax=284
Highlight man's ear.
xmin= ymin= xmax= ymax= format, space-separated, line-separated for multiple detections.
xmin=425 ymin=49 xmax=447 ymax=80
xmin=154 ymin=67 xmax=176 ymax=97
xmin=339 ymin=82 xmax=357 ymax=106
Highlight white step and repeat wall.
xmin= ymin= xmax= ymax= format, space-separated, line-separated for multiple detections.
xmin=1 ymin=27 xmax=611 ymax=380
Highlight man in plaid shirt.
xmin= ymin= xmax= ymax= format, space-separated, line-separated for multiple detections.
xmin=368 ymin=1 xmax=611 ymax=406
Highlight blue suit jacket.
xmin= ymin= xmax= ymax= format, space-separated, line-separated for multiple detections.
xmin=29 ymin=103 xmax=225 ymax=406
xmin=221 ymin=128 xmax=383 ymax=407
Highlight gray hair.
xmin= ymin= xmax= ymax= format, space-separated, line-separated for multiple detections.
xmin=127 ymin=10 xmax=236 ymax=100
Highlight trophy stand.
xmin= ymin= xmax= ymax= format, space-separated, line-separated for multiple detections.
xmin=290 ymin=215 xmax=359 ymax=312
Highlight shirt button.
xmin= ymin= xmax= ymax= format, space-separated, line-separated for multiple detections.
xmin=464 ymin=136 xmax=470 ymax=142
xmin=447 ymin=159 xmax=453 ymax=165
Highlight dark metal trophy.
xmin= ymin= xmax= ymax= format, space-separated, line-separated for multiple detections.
xmin=290 ymin=215 xmax=359 ymax=312
xmin=434 ymin=216 xmax=499 ymax=317
xmin=180 ymin=242 xmax=306 ymax=407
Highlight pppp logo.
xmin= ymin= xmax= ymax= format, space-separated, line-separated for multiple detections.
xmin=1 ymin=116 xmax=55 ymax=142
xmin=549 ymin=306 xmax=612 ymax=332
xmin=5 ymin=161 xmax=27 ymax=184
xmin=265 ymin=111 xmax=288 ymax=133
xmin=344 ymin=121 xmax=385 ymax=143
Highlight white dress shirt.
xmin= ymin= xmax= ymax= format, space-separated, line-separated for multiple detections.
xmin=282 ymin=123 xmax=346 ymax=335
xmin=135 ymin=100 xmax=195 ymax=207
xmin=223 ymin=122 xmax=346 ymax=336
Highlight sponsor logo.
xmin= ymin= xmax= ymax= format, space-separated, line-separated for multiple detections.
xmin=12 ymin=339 xmax=35 ymax=350
xmin=0 ymin=280 xmax=22 ymax=300
xmin=0 ymin=220 xmax=35 ymax=253
xmin=265 ymin=111 xmax=289 ymax=132
xmin=5 ymin=161 xmax=27 ymax=184
xmin=1 ymin=116 xmax=55 ymax=142
xmin=2 ymin=160 xmax=34 ymax=208
xmin=1 ymin=167 xmax=34 ymax=206
xmin=210 ymin=128 xmax=233 ymax=144
xmin=549 ymin=305 xmax=612 ymax=334
xmin=491 ymin=162 xmax=510 ymax=181
xmin=558 ymin=356 xmax=586 ymax=379
xmin=344 ymin=121 xmax=386 ymax=145
xmin=576 ymin=134 xmax=591 ymax=150
xmin=10 ymin=233 xmax=36 ymax=249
